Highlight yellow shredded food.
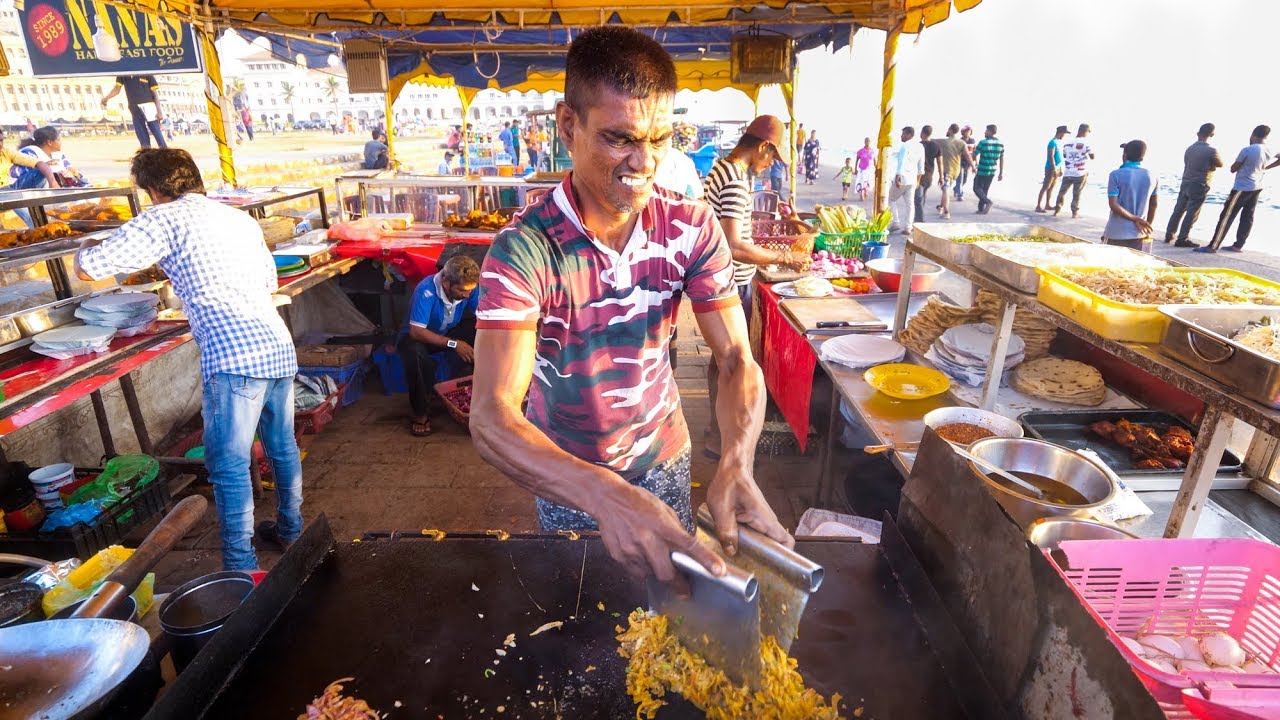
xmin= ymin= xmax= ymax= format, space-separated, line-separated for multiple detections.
xmin=616 ymin=610 xmax=843 ymax=720
xmin=1052 ymin=267 xmax=1280 ymax=306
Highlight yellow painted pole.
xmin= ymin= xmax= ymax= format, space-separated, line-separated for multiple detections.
xmin=198 ymin=24 xmax=236 ymax=187
xmin=874 ymin=22 xmax=901 ymax=215
xmin=458 ymin=87 xmax=471 ymax=176
xmin=787 ymin=63 xmax=798 ymax=204
xmin=384 ymin=91 xmax=395 ymax=169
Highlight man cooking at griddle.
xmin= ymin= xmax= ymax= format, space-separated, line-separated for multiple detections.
xmin=470 ymin=26 xmax=792 ymax=586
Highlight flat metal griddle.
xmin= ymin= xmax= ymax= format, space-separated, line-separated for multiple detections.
xmin=146 ymin=517 xmax=991 ymax=720
xmin=1018 ymin=409 xmax=1242 ymax=476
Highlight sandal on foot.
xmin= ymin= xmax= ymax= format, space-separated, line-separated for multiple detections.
xmin=411 ymin=418 xmax=432 ymax=437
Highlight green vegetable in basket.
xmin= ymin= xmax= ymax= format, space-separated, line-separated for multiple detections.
xmin=815 ymin=205 xmax=866 ymax=234
xmin=869 ymin=210 xmax=893 ymax=234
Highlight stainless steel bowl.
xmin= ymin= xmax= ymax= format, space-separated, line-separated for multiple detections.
xmin=1026 ymin=517 xmax=1137 ymax=552
xmin=967 ymin=437 xmax=1118 ymax=528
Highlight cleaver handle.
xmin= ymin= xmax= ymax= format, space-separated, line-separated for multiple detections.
xmin=697 ymin=505 xmax=825 ymax=593
xmin=671 ymin=550 xmax=758 ymax=602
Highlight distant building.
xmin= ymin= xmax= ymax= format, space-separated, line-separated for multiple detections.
xmin=0 ymin=0 xmax=205 ymax=128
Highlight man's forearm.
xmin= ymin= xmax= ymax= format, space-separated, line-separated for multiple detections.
xmin=408 ymin=325 xmax=452 ymax=348
xmin=712 ymin=346 xmax=766 ymax=472
xmin=729 ymin=240 xmax=789 ymax=266
xmin=471 ymin=399 xmax=625 ymax=516
xmin=1147 ymin=197 xmax=1158 ymax=224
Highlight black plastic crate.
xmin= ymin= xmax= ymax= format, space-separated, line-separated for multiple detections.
xmin=0 ymin=470 xmax=171 ymax=561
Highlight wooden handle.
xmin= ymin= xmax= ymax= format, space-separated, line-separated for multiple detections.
xmin=104 ymin=495 xmax=208 ymax=595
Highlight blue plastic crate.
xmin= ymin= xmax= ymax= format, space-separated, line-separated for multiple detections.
xmin=372 ymin=348 xmax=408 ymax=395
xmin=298 ymin=360 xmax=369 ymax=407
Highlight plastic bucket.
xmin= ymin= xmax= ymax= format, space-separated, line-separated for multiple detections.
xmin=158 ymin=571 xmax=254 ymax=672
xmin=29 ymin=463 xmax=75 ymax=510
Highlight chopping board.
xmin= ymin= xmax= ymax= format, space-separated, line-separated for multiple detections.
xmin=779 ymin=297 xmax=888 ymax=334
xmin=758 ymin=267 xmax=807 ymax=283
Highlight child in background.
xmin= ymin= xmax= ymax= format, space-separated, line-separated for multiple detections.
xmin=837 ymin=157 xmax=854 ymax=200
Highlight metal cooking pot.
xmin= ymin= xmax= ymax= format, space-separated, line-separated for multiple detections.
xmin=967 ymin=437 xmax=1118 ymax=528
xmin=159 ymin=570 xmax=255 ymax=673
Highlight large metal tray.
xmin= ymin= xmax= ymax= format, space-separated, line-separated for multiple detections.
xmin=1159 ymin=305 xmax=1280 ymax=409
xmin=970 ymin=241 xmax=1172 ymax=294
xmin=1018 ymin=409 xmax=1242 ymax=476
xmin=912 ymin=222 xmax=1085 ymax=266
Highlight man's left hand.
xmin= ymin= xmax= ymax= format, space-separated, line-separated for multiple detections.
xmin=706 ymin=463 xmax=793 ymax=556
xmin=1135 ymin=218 xmax=1153 ymax=236
xmin=997 ymin=173 xmax=1004 ymax=182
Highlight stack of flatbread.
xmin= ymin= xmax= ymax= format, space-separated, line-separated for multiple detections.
xmin=975 ymin=290 xmax=1058 ymax=360
xmin=1011 ymin=357 xmax=1107 ymax=406
xmin=898 ymin=296 xmax=984 ymax=355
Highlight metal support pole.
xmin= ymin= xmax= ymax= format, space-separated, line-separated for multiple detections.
xmin=119 ymin=374 xmax=153 ymax=455
xmin=89 ymin=390 xmax=116 ymax=458
xmin=1167 ymin=406 xmax=1235 ymax=537
xmin=873 ymin=22 xmax=902 ymax=215
xmin=786 ymin=67 xmax=798 ymax=204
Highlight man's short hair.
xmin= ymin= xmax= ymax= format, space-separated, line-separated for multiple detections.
xmin=440 ymin=255 xmax=480 ymax=286
xmin=1199 ymin=123 xmax=1216 ymax=136
xmin=901 ymin=126 xmax=915 ymax=137
xmin=947 ymin=123 xmax=960 ymax=135
xmin=987 ymin=124 xmax=998 ymax=134
xmin=371 ymin=129 xmax=383 ymax=141
xmin=920 ymin=125 xmax=933 ymax=138
xmin=564 ymin=26 xmax=677 ymax=114
xmin=131 ymin=148 xmax=205 ymax=198
xmin=1078 ymin=123 xmax=1091 ymax=133
xmin=1254 ymin=125 xmax=1271 ymax=140
xmin=1122 ymin=140 xmax=1147 ymax=162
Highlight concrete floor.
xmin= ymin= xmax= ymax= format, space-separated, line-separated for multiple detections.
xmin=151 ymin=303 xmax=822 ymax=591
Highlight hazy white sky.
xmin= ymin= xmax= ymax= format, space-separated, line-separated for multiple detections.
xmin=683 ymin=0 xmax=1275 ymax=190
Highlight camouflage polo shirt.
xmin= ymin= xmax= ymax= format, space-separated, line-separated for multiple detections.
xmin=476 ymin=177 xmax=738 ymax=477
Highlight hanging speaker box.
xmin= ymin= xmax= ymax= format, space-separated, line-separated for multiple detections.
xmin=343 ymin=39 xmax=388 ymax=93
xmin=730 ymin=35 xmax=794 ymax=85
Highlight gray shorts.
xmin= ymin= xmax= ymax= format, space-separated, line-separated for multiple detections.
xmin=536 ymin=449 xmax=694 ymax=532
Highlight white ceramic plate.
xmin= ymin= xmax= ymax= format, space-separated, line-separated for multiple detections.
xmin=938 ymin=322 xmax=1026 ymax=361
xmin=819 ymin=334 xmax=905 ymax=368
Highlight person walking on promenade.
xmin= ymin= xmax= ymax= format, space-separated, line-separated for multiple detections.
xmin=837 ymin=157 xmax=854 ymax=201
xmin=914 ymin=125 xmax=940 ymax=224
xmin=972 ymin=124 xmax=1004 ymax=214
xmin=1103 ymin=140 xmax=1158 ymax=252
xmin=888 ymin=126 xmax=923 ymax=234
xmin=1035 ymin=125 xmax=1068 ymax=212
xmin=955 ymin=125 xmax=976 ymax=200
xmin=937 ymin=123 xmax=968 ymax=219
xmin=1054 ymin=123 xmax=1094 ymax=218
xmin=802 ymin=129 xmax=821 ymax=184
xmin=854 ymin=137 xmax=875 ymax=201
xmin=1197 ymin=124 xmax=1280 ymax=253
xmin=1165 ymin=123 xmax=1223 ymax=248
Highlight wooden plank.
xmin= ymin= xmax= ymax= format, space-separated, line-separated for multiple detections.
xmin=1166 ymin=406 xmax=1235 ymax=537
xmin=980 ymin=300 xmax=1017 ymax=411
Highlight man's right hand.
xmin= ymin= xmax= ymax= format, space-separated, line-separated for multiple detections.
xmin=453 ymin=341 xmax=475 ymax=364
xmin=593 ymin=480 xmax=725 ymax=586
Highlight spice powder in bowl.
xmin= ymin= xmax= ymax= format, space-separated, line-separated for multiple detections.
xmin=936 ymin=422 xmax=997 ymax=445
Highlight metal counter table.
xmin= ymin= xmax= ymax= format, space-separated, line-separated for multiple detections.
xmin=891 ymin=230 xmax=1280 ymax=537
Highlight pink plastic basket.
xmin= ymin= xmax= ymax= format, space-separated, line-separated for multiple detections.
xmin=1052 ymin=538 xmax=1280 ymax=706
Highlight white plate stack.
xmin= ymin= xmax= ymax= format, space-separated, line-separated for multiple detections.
xmin=818 ymin=334 xmax=906 ymax=369
xmin=932 ymin=323 xmax=1026 ymax=386
xmin=75 ymin=293 xmax=160 ymax=338
xmin=30 ymin=324 xmax=118 ymax=359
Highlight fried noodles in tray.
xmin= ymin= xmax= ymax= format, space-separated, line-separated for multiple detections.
xmin=1234 ymin=318 xmax=1280 ymax=361
xmin=1052 ymin=267 xmax=1280 ymax=306
xmin=617 ymin=610 xmax=843 ymax=720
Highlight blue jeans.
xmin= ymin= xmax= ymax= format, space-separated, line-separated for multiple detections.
xmin=202 ymin=373 xmax=303 ymax=570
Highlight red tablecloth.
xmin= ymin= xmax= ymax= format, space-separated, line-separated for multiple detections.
xmin=757 ymin=281 xmax=819 ymax=452
xmin=333 ymin=234 xmax=494 ymax=281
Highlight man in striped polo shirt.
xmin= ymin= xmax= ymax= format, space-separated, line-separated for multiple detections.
xmin=470 ymin=28 xmax=792 ymax=586
xmin=972 ymin=124 xmax=1005 ymax=214
xmin=701 ymin=115 xmax=809 ymax=457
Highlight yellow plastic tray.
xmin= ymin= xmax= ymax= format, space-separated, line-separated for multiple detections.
xmin=1035 ymin=266 xmax=1280 ymax=343
xmin=864 ymin=363 xmax=951 ymax=400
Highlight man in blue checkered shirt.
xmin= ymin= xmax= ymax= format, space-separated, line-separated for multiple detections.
xmin=75 ymin=148 xmax=302 ymax=571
